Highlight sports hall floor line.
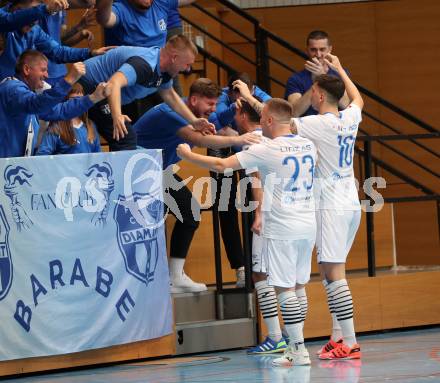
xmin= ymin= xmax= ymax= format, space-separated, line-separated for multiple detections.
xmin=3 ymin=327 xmax=440 ymax=382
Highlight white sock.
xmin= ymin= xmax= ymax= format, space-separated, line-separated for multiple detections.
xmin=296 ymin=287 xmax=308 ymax=333
xmin=169 ymin=258 xmax=185 ymax=279
xmin=255 ymin=280 xmax=282 ymax=342
xmin=278 ymin=290 xmax=304 ymax=350
xmin=326 ymin=279 xmax=357 ymax=347
xmin=323 ymin=279 xmax=342 ymax=341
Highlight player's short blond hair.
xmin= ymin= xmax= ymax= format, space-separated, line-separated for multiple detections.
xmin=166 ymin=34 xmax=198 ymax=56
xmin=265 ymin=98 xmax=293 ymax=122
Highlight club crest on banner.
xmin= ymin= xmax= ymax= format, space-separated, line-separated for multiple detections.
xmin=3 ymin=165 xmax=33 ymax=231
xmin=114 ymin=192 xmax=163 ymax=285
xmin=0 ymin=205 xmax=12 ymax=301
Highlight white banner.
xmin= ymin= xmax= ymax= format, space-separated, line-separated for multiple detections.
xmin=0 ymin=149 xmax=172 ymax=361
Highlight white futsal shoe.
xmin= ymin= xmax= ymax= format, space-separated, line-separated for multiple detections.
xmin=272 ymin=345 xmax=311 ymax=367
xmin=170 ymin=272 xmax=207 ymax=293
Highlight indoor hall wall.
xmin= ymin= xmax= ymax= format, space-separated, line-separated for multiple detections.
xmin=218 ymin=0 xmax=439 ymax=266
xmin=65 ymin=1 xmax=438 ymax=271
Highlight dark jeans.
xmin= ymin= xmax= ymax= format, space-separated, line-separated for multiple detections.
xmin=208 ymin=148 xmax=245 ymax=270
xmin=167 ymin=174 xmax=200 ymax=259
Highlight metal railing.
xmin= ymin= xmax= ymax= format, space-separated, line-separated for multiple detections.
xmin=356 ymin=133 xmax=440 ymax=277
xmin=182 ymin=1 xmax=440 ymax=286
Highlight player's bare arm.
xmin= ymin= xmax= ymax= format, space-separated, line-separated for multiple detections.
xmin=232 ymin=80 xmax=264 ymax=116
xmin=177 ymin=143 xmax=242 ymax=173
xmin=324 ymin=54 xmax=364 ymax=110
xmin=177 ymin=126 xmax=261 ymax=150
xmin=288 ymin=89 xmax=313 ymax=117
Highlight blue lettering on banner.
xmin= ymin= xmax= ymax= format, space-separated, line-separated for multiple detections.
xmin=14 ymin=300 xmax=32 ymax=332
xmin=0 ymin=205 xmax=12 ymax=301
xmin=0 ymin=150 xmax=172 ymax=360
xmin=70 ymin=258 xmax=90 ymax=287
xmin=96 ymin=266 xmax=113 ymax=298
xmin=115 ymin=289 xmax=135 ymax=322
xmin=31 ymin=274 xmax=48 ymax=307
xmin=49 ymin=259 xmax=65 ymax=289
xmin=13 ymin=262 xmax=117 ymax=332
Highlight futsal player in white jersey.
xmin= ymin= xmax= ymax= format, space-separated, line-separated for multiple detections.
xmin=177 ymin=99 xmax=317 ymax=367
xmin=235 ymin=99 xmax=289 ymax=354
xmin=291 ymin=53 xmax=364 ymax=360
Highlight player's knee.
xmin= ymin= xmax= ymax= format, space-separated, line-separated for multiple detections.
xmin=252 ymin=272 xmax=267 ymax=284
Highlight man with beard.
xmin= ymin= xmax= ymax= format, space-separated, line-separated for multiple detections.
xmin=285 ymin=30 xmax=349 ymax=117
xmin=133 ymin=78 xmax=260 ymax=293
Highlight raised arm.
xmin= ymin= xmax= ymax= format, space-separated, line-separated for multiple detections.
xmin=0 ymin=0 xmax=70 ymax=32
xmin=96 ymin=0 xmax=117 ymax=27
xmin=62 ymin=8 xmax=96 ymax=46
xmin=232 ymin=80 xmax=264 ymax=116
xmin=324 ymin=53 xmax=364 ymax=110
xmin=288 ymin=90 xmax=313 ymax=117
xmin=13 ymin=63 xmax=84 ymax=115
xmin=39 ymin=82 xmax=110 ymax=121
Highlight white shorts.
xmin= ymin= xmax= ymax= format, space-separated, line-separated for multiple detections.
xmin=252 ymin=233 xmax=266 ymax=273
xmin=263 ymin=237 xmax=314 ymax=288
xmin=316 ymin=209 xmax=361 ymax=263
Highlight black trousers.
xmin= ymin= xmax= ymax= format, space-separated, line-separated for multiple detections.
xmin=208 ymin=148 xmax=245 ymax=270
xmin=167 ymin=174 xmax=200 ymax=259
xmin=79 ymin=77 xmax=137 ymax=151
xmin=89 ymin=100 xmax=137 ymax=151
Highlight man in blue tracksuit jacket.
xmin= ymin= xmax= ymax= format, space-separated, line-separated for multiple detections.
xmin=78 ymin=35 xmax=214 ymax=151
xmin=209 ymin=72 xmax=271 ymax=132
xmin=0 ymin=0 xmax=111 ymax=81
xmin=0 ymin=50 xmax=109 ymax=158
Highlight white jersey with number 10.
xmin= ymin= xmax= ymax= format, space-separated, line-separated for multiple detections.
xmin=294 ymin=103 xmax=362 ymax=211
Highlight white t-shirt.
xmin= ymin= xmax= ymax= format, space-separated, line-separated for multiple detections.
xmin=293 ymin=103 xmax=362 ymax=211
xmin=236 ymin=134 xmax=317 ymax=240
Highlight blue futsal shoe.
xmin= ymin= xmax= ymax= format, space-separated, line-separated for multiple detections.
xmin=247 ymin=336 xmax=287 ymax=354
